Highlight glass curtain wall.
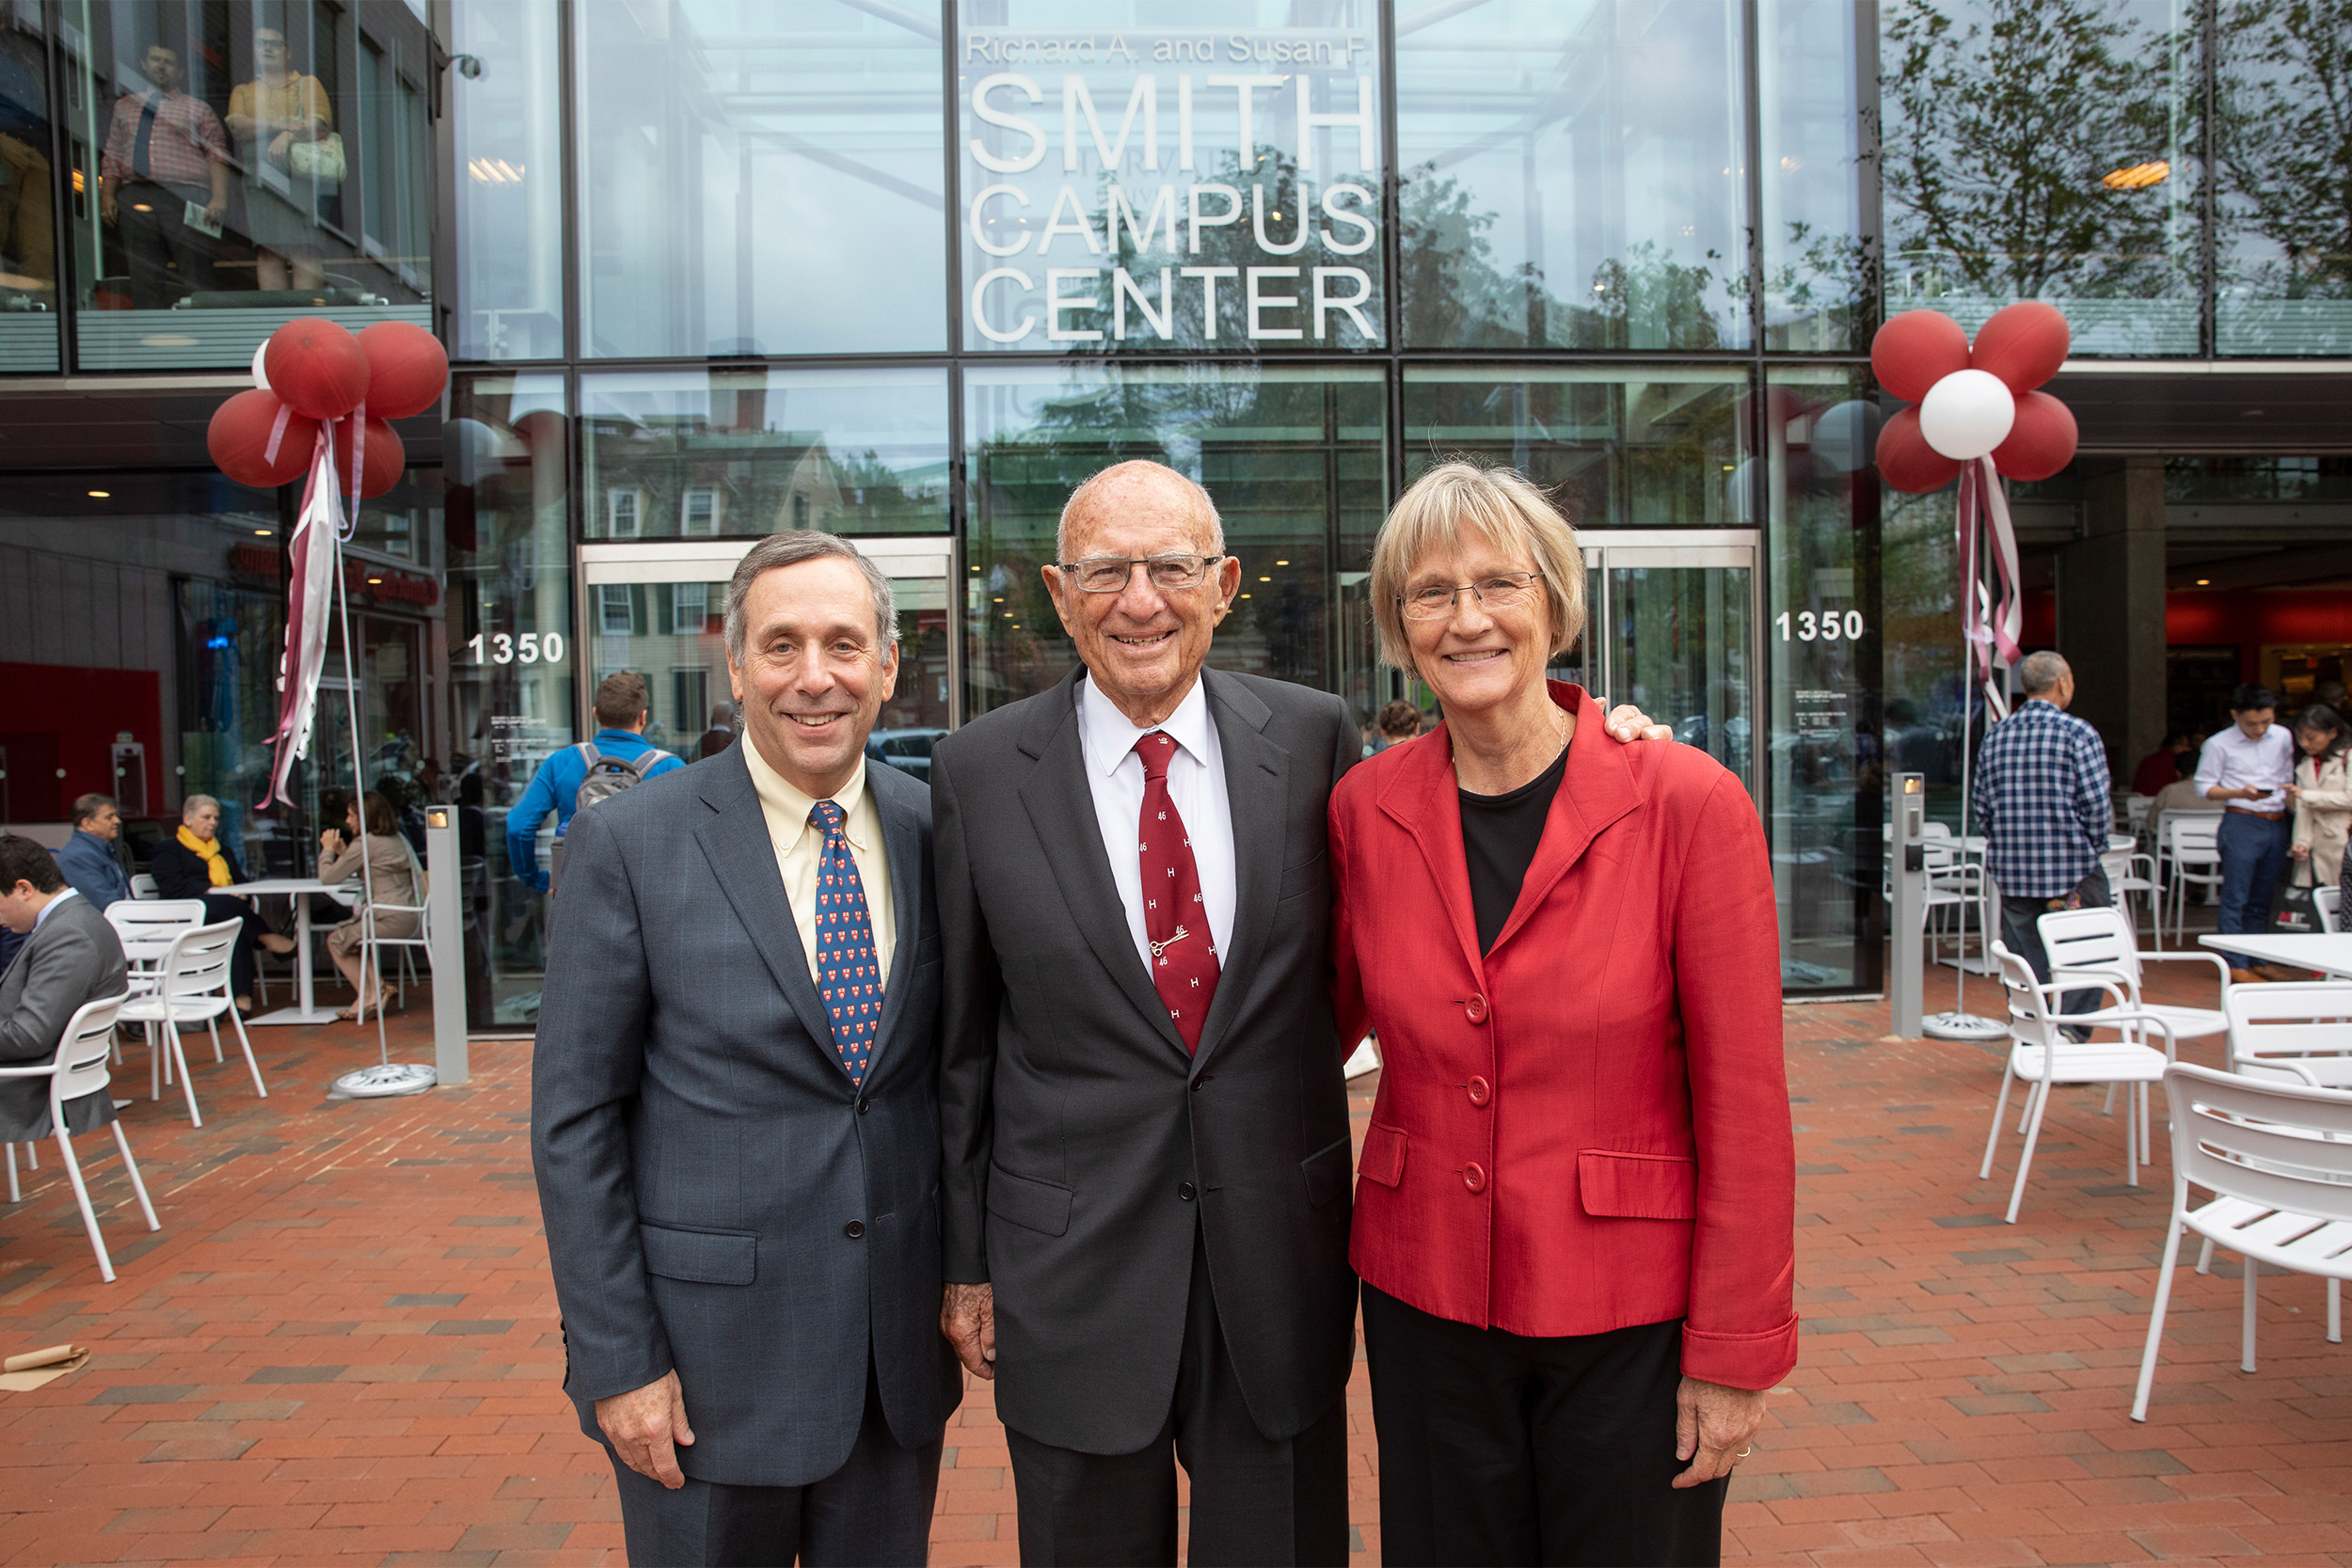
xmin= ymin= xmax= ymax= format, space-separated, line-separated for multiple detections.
xmin=1760 ymin=0 xmax=1871 ymax=351
xmin=963 ymin=364 xmax=1387 ymax=721
xmin=581 ymin=367 xmax=953 ymax=540
xmin=450 ymin=0 xmax=563 ymax=360
xmin=446 ymin=373 xmax=573 ymax=1030
xmin=2214 ymin=0 xmax=2352 ymax=354
xmin=576 ymin=0 xmax=948 ymax=357
xmin=0 ymin=0 xmax=56 ymax=370
xmin=1394 ymin=0 xmax=1748 ymax=350
xmin=957 ymin=2 xmax=1385 ymax=352
xmin=57 ymin=0 xmax=435 ymax=370
xmin=1879 ymin=0 xmax=2201 ymax=353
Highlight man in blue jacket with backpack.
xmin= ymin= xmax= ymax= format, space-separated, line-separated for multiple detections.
xmin=506 ymin=671 xmax=687 ymax=893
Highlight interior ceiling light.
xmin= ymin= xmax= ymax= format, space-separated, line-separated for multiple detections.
xmin=87 ymin=489 xmax=109 ymax=498
xmin=2102 ymin=160 xmax=2169 ymax=190
xmin=253 ymin=528 xmax=272 ymax=536
xmin=2196 ymin=578 xmax=2211 ymax=585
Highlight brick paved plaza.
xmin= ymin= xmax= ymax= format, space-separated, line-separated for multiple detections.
xmin=2 ymin=965 xmax=2347 ymax=1566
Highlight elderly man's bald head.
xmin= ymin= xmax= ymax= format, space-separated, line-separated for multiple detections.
xmin=1057 ymin=460 xmax=1223 ymax=562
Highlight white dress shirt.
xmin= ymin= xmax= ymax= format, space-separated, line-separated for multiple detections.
xmin=33 ymin=886 xmax=80 ymax=930
xmin=740 ymin=738 xmax=896 ymax=988
xmin=2195 ymin=722 xmax=2296 ymax=814
xmin=1077 ymin=673 xmax=1237 ymax=977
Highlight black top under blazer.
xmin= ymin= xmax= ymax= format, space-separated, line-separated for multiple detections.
xmin=531 ymin=745 xmax=962 ymax=1488
xmin=148 ymin=836 xmax=247 ymax=902
xmin=934 ymin=666 xmax=1361 ymax=1455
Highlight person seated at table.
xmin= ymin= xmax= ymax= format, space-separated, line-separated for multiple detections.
xmin=148 ymin=794 xmax=294 ymax=1014
xmin=55 ymin=793 xmax=132 ymax=909
xmin=0 ymin=834 xmax=130 ymax=1148
xmin=317 ymin=791 xmax=419 ymax=1022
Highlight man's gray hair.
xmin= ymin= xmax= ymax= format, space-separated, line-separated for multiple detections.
xmin=181 ymin=793 xmax=220 ymax=821
xmin=1057 ymin=460 xmax=1225 ymax=562
xmin=2017 ymin=650 xmax=2071 ymax=696
xmin=723 ymin=531 xmax=898 ymax=664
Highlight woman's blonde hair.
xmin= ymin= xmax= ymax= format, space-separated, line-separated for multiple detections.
xmin=1367 ymin=460 xmax=1585 ymax=670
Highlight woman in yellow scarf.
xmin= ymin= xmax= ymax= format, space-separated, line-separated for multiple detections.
xmin=149 ymin=794 xmax=294 ymax=1011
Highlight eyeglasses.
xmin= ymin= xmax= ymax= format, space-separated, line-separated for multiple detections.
xmin=1398 ymin=572 xmax=1542 ymax=620
xmin=1057 ymin=553 xmax=1226 ymax=594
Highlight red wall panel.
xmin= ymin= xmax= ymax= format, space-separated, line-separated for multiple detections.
xmin=0 ymin=663 xmax=162 ymax=822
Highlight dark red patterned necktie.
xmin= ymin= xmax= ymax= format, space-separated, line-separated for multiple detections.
xmin=1135 ymin=732 xmax=1220 ymax=1053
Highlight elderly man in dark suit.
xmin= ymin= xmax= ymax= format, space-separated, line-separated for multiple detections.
xmin=532 ymin=531 xmax=961 ymax=1566
xmin=933 ymin=461 xmax=1658 ymax=1564
xmin=0 ymin=834 xmax=131 ymax=1145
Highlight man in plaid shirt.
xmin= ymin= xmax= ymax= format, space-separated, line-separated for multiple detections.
xmin=99 ymin=43 xmax=229 ymax=308
xmin=1973 ymin=651 xmax=2114 ymax=1022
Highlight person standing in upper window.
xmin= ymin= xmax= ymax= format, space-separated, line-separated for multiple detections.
xmin=2198 ymin=685 xmax=2296 ymax=983
xmin=98 ymin=42 xmax=229 ymax=307
xmin=225 ymin=25 xmax=330 ymax=291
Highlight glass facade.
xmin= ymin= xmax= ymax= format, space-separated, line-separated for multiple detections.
xmin=8 ymin=0 xmax=2346 ymax=1008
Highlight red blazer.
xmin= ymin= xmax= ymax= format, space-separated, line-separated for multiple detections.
xmin=1330 ymin=684 xmax=1797 ymax=1391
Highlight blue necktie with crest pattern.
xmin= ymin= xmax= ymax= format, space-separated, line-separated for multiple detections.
xmin=808 ymin=800 xmax=882 ymax=1085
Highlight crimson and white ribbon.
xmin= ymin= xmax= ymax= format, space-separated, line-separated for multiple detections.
xmin=260 ymin=433 xmax=346 ymax=809
xmin=1956 ymin=454 xmax=2024 ymax=721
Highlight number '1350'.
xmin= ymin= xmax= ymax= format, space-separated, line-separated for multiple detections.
xmin=468 ymin=632 xmax=565 ymax=665
xmin=1777 ymin=610 xmax=1865 ymax=642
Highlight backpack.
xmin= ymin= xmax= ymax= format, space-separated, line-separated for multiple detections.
xmin=570 ymin=741 xmax=672 ymax=817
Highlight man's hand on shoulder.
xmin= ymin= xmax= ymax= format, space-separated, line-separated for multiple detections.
xmin=596 ymin=1369 xmax=694 ymax=1488
xmin=1605 ymin=704 xmax=1673 ymax=743
xmin=941 ymin=1282 xmax=995 ymax=1380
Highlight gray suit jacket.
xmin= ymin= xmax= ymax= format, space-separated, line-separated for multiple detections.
xmin=532 ymin=745 xmax=961 ymax=1488
xmin=935 ymin=667 xmax=1360 ymax=1454
xmin=0 ymin=894 xmax=130 ymax=1141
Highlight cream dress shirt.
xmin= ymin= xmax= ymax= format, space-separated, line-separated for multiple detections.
xmin=1076 ymin=672 xmax=1238 ymax=977
xmin=740 ymin=736 xmax=896 ymax=986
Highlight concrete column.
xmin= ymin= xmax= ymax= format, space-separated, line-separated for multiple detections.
xmin=2060 ymin=456 xmax=2169 ymax=777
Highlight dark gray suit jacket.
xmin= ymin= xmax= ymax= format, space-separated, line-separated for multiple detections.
xmin=0 ymin=893 xmax=130 ymax=1141
xmin=935 ymin=667 xmax=1359 ymax=1455
xmin=532 ymin=745 xmax=962 ymax=1489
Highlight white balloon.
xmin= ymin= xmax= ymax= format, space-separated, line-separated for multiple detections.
xmin=251 ymin=339 xmax=271 ymax=391
xmin=1812 ymin=400 xmax=1881 ymax=474
xmin=1917 ymin=369 xmax=2015 ymax=461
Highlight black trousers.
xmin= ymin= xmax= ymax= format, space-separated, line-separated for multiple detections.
xmin=1997 ymin=864 xmax=2111 ymax=1032
xmin=1007 ymin=1227 xmax=1349 ymax=1567
xmin=1362 ymin=1284 xmax=1727 ymax=1568
xmin=201 ymin=893 xmax=273 ymax=1001
xmin=609 ymin=1358 xmax=941 ymax=1567
xmin=117 ymin=180 xmax=215 ymax=307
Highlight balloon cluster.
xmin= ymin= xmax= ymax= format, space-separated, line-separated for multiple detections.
xmin=204 ymin=318 xmax=448 ymax=496
xmin=1871 ymin=303 xmax=2077 ymax=493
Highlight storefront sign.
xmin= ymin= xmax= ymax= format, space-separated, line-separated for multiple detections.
xmin=353 ymin=564 xmax=441 ymax=609
xmin=229 ymin=540 xmax=283 ymax=585
xmin=960 ymin=20 xmax=1383 ymax=351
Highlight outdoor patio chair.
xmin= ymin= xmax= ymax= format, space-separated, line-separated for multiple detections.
xmin=117 ymin=920 xmax=269 ymax=1129
xmin=0 ymin=991 xmax=159 ymax=1283
xmin=2224 ymin=982 xmax=2352 ymax=1091
xmin=2161 ymin=816 xmax=2225 ymax=946
xmin=2319 ymin=886 xmax=2342 ymax=935
xmin=1983 ymin=942 xmax=2177 ymax=1224
xmin=2130 ymin=1062 xmax=2352 ymax=1421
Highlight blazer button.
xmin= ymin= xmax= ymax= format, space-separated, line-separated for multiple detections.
xmin=843 ymin=1220 xmax=866 ymax=1239
xmin=1462 ymin=1163 xmax=1486 ymax=1194
xmin=1178 ymin=1180 xmax=1197 ymax=1201
xmin=856 ymin=1096 xmax=871 ymax=1115
xmin=1467 ymin=1075 xmax=1491 ymax=1107
xmin=1465 ymin=993 xmax=1489 ymax=1023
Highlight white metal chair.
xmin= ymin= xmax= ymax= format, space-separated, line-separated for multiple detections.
xmin=2041 ymin=905 xmax=2231 ymax=1056
xmin=103 ymin=898 xmax=207 ymax=989
xmin=1982 ymin=942 xmax=2177 ymax=1223
xmin=2161 ymin=816 xmax=2225 ymax=945
xmin=116 ymin=921 xmax=269 ymax=1128
xmin=129 ymin=873 xmax=159 ymax=899
xmin=2318 ymin=886 xmax=2342 ymax=935
xmin=354 ymin=876 xmax=433 ymax=1025
xmin=0 ymin=992 xmax=159 ymax=1283
xmin=2125 ymin=796 xmax=2153 ymax=839
xmin=2131 ymin=1063 xmax=2352 ymax=1421
xmin=2101 ymin=846 xmax=2163 ymax=939
xmin=2225 ymin=982 xmax=2352 ymax=1090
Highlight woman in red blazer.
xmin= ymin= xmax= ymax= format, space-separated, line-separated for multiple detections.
xmin=1331 ymin=462 xmax=1796 ymax=1567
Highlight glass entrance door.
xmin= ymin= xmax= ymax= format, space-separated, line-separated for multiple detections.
xmin=1571 ymin=531 xmax=1760 ymax=797
xmin=576 ymin=537 xmax=958 ymax=777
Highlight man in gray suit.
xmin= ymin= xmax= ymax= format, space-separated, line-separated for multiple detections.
xmin=0 ymin=834 xmax=131 ymax=1143
xmin=533 ymin=532 xmax=961 ymax=1566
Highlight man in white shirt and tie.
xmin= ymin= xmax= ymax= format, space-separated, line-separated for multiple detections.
xmin=2197 ymin=683 xmax=2298 ymax=981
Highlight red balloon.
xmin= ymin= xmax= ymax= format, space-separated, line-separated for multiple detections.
xmin=1991 ymin=390 xmax=2078 ymax=481
xmin=328 ymin=416 xmax=406 ymax=499
xmin=1874 ymin=406 xmax=1963 ymax=494
xmin=262 ymin=317 xmax=371 ymax=421
xmin=207 ymin=388 xmax=319 ymax=488
xmin=1870 ymin=310 xmax=1973 ymax=404
xmin=356 ymin=322 xmax=449 ymax=420
xmin=1970 ymin=301 xmax=2071 ymax=394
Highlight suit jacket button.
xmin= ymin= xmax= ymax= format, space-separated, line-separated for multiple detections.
xmin=1178 ymin=1181 xmax=1197 ymax=1201
xmin=1465 ymin=993 xmax=1489 ymax=1023
xmin=856 ymin=1096 xmax=871 ymax=1115
xmin=1462 ymin=1163 xmax=1486 ymax=1194
xmin=1467 ymin=1075 xmax=1491 ymax=1106
xmin=844 ymin=1220 xmax=866 ymax=1239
